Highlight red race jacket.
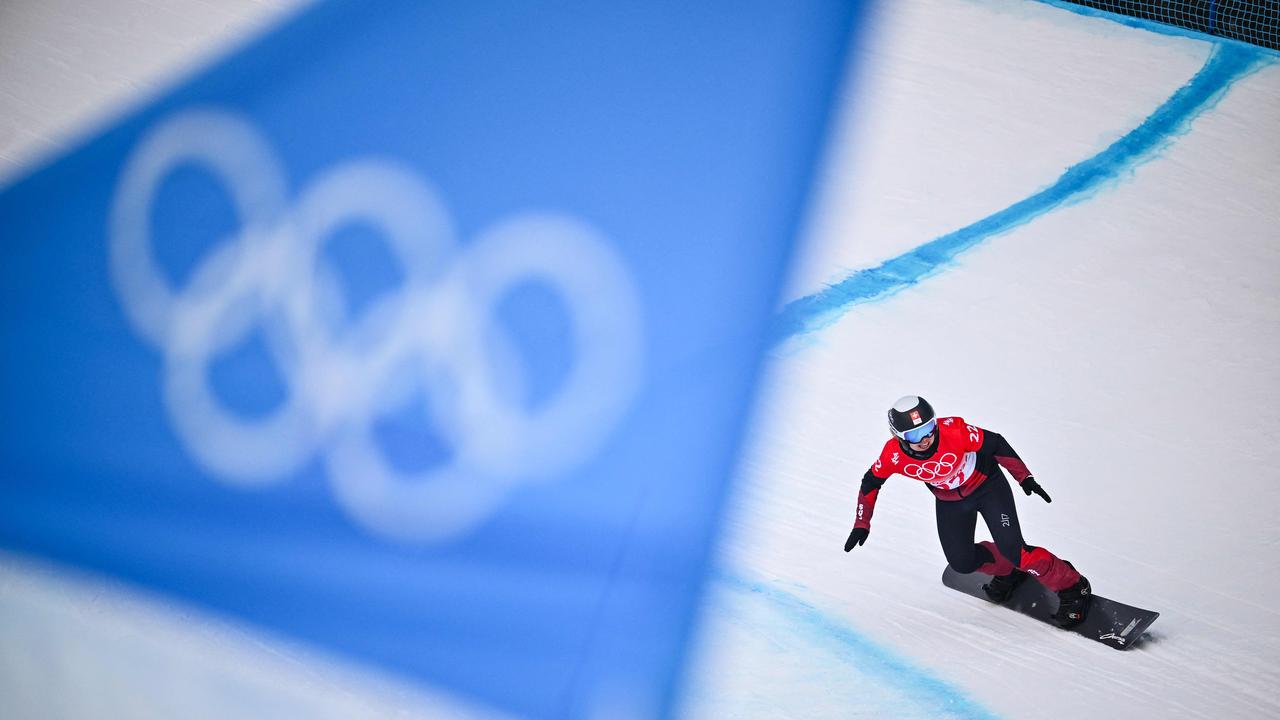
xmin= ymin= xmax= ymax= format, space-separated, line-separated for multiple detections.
xmin=852 ymin=416 xmax=1032 ymax=530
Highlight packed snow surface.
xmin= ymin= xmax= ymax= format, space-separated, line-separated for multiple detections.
xmin=684 ymin=2 xmax=1280 ymax=719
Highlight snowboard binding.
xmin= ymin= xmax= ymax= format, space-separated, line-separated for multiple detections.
xmin=1054 ymin=575 xmax=1091 ymax=628
xmin=982 ymin=569 xmax=1028 ymax=603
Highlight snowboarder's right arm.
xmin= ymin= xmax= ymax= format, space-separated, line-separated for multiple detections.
xmin=845 ymin=464 xmax=889 ymax=551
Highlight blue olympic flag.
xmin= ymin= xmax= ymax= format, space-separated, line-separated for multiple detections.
xmin=0 ymin=1 xmax=862 ymax=717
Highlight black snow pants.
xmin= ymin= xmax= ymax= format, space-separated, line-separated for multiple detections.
xmin=935 ymin=470 xmax=1025 ymax=574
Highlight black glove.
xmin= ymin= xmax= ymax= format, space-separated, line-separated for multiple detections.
xmin=1021 ymin=476 xmax=1052 ymax=503
xmin=844 ymin=527 xmax=869 ymax=551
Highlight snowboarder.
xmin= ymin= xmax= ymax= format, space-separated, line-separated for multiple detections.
xmin=843 ymin=395 xmax=1091 ymax=627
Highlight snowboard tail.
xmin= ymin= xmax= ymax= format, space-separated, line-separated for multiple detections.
xmin=942 ymin=566 xmax=1159 ymax=650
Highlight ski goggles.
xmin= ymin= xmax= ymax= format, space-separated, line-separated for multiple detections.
xmin=895 ymin=418 xmax=937 ymax=444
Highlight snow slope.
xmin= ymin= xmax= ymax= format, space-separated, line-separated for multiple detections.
xmin=2 ymin=1 xmax=1278 ymax=718
xmin=682 ymin=2 xmax=1280 ymax=719
xmin=0 ymin=0 xmax=311 ymax=186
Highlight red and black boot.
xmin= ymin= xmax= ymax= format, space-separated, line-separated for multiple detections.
xmin=982 ymin=569 xmax=1028 ymax=603
xmin=1054 ymin=574 xmax=1091 ymax=628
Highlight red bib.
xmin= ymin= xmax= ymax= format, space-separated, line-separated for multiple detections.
xmin=871 ymin=416 xmax=990 ymax=500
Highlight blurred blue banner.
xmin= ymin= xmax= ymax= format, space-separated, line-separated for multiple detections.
xmin=0 ymin=1 xmax=862 ymax=716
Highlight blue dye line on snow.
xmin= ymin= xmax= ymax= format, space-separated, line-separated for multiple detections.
xmin=770 ymin=43 xmax=1267 ymax=343
xmin=717 ymin=572 xmax=1001 ymax=720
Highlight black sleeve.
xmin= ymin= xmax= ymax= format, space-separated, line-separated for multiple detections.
xmin=860 ymin=469 xmax=886 ymax=495
xmin=978 ymin=429 xmax=1032 ymax=482
xmin=978 ymin=430 xmax=1016 ymax=458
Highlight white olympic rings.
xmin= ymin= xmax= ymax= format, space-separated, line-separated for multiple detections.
xmin=902 ymin=452 xmax=958 ymax=483
xmin=108 ymin=107 xmax=644 ymax=543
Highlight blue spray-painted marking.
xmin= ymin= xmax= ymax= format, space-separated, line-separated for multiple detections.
xmin=770 ymin=43 xmax=1266 ymax=343
xmin=711 ymin=573 xmax=1001 ymax=719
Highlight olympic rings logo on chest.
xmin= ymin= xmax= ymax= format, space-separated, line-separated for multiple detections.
xmin=902 ymin=452 xmax=960 ymax=484
xmin=108 ymin=108 xmax=645 ymax=544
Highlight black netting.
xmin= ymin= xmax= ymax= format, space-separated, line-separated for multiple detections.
xmin=1058 ymin=0 xmax=1280 ymax=50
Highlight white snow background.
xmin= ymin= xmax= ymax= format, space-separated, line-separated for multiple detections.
xmin=2 ymin=1 xmax=1278 ymax=718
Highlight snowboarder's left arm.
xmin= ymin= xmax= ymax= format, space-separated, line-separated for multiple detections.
xmin=977 ymin=429 xmax=1052 ymax=503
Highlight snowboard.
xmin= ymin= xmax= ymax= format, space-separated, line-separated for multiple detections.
xmin=942 ymin=566 xmax=1159 ymax=650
